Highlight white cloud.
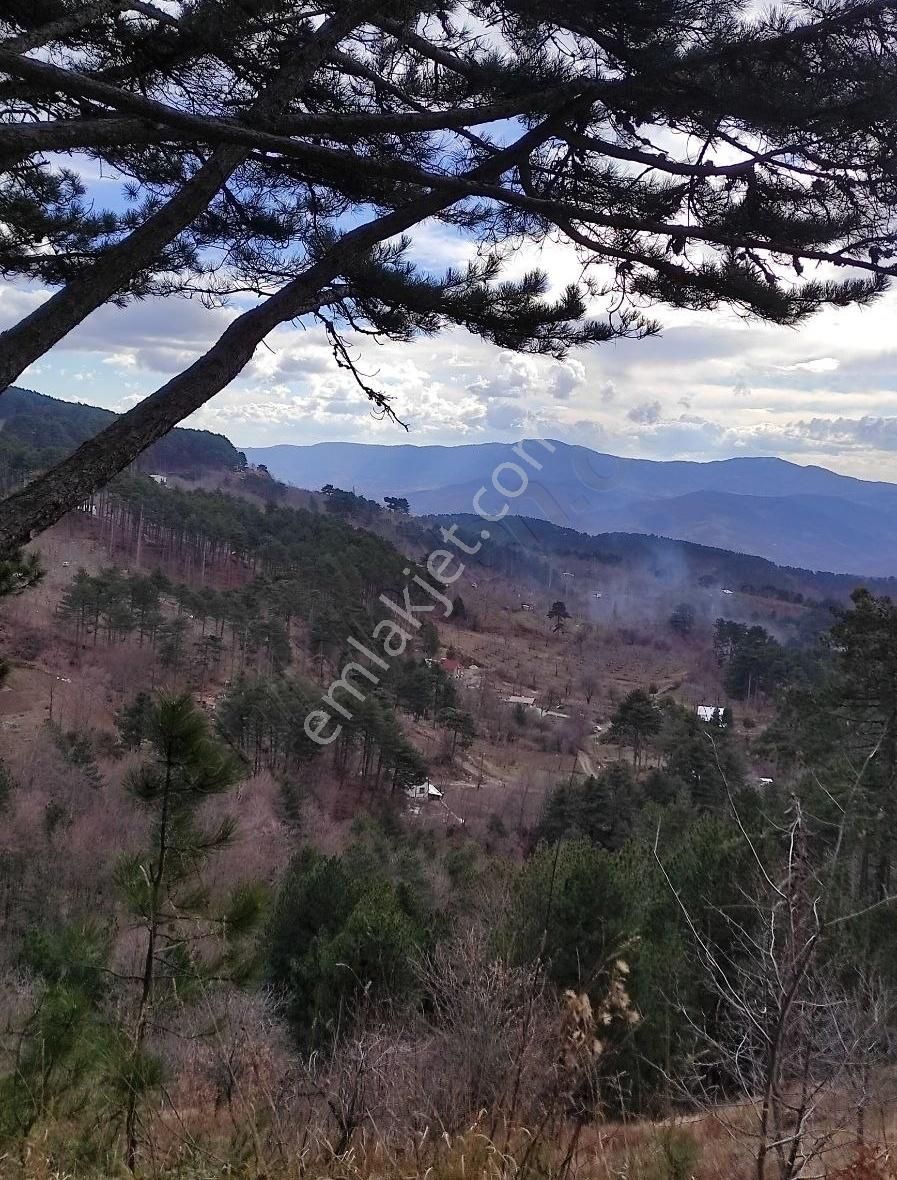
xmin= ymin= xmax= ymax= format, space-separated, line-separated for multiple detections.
xmin=757 ymin=415 xmax=897 ymax=454
xmin=627 ymin=400 xmax=662 ymax=425
xmin=549 ymin=358 xmax=586 ymax=401
xmin=102 ymin=351 xmax=137 ymax=369
xmin=465 ymin=353 xmax=584 ymax=403
xmin=783 ymin=356 xmax=840 ymax=373
xmin=484 ymin=400 xmax=527 ymax=431
xmin=597 ymin=380 xmax=617 ymax=403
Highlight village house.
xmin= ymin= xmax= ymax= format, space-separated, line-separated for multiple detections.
xmin=696 ymin=704 xmax=727 ymax=725
xmin=405 ymin=779 xmax=444 ymax=802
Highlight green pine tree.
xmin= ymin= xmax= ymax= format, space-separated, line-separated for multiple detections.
xmin=606 ymin=689 xmax=662 ymax=769
xmin=115 ymin=694 xmax=263 ymax=1170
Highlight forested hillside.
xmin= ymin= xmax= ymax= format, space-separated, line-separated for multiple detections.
xmin=1 ymin=463 xmax=897 ymax=1179
xmin=431 ymin=514 xmax=897 ymax=602
xmin=0 ymin=387 xmax=245 ymax=490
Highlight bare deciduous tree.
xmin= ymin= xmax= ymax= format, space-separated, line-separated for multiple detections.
xmin=656 ymin=749 xmax=897 ymax=1180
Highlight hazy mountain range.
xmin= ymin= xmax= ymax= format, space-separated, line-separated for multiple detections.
xmin=243 ymin=439 xmax=897 ymax=576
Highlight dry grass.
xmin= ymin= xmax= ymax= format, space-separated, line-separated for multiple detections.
xmin=6 ymin=1104 xmax=897 ymax=1180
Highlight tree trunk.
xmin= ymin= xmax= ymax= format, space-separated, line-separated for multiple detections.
xmin=125 ymin=754 xmax=172 ymax=1171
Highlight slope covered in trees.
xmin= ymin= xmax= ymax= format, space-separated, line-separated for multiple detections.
xmin=3 ymin=456 xmax=897 ymax=1175
xmin=0 ymin=386 xmax=245 ymax=488
xmin=43 ymin=474 xmax=466 ymax=802
xmin=428 ymin=514 xmax=897 ymax=603
xmin=64 ymin=472 xmax=415 ymax=656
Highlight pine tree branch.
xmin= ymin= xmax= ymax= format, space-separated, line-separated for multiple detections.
xmin=378 ymin=2 xmax=897 ymax=86
xmin=2 ymin=1 xmax=140 ymax=55
xmin=564 ymin=131 xmax=785 ymax=180
xmin=0 ymin=97 xmax=535 ymax=161
xmin=0 ymin=2 xmax=372 ymax=395
xmin=5 ymin=41 xmax=892 ymax=280
xmin=126 ymin=0 xmax=179 ymax=26
xmin=0 ymin=115 xmax=179 ymax=159
xmin=0 ymin=108 xmax=568 ymax=554
xmin=3 ymin=51 xmax=892 ymax=282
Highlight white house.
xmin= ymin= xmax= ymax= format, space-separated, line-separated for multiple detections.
xmin=502 ymin=694 xmax=537 ymax=707
xmin=697 ymin=705 xmax=727 ymax=725
xmin=405 ymin=779 xmax=443 ymax=802
xmin=149 ymin=473 xmax=168 ymax=486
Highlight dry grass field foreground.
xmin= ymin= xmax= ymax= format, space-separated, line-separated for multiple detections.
xmin=7 ymin=1101 xmax=897 ymax=1180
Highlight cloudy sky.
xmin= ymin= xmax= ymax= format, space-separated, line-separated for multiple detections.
xmin=5 ymin=207 xmax=897 ymax=481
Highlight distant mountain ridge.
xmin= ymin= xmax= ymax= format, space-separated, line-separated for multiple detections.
xmin=243 ymin=439 xmax=897 ymax=576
